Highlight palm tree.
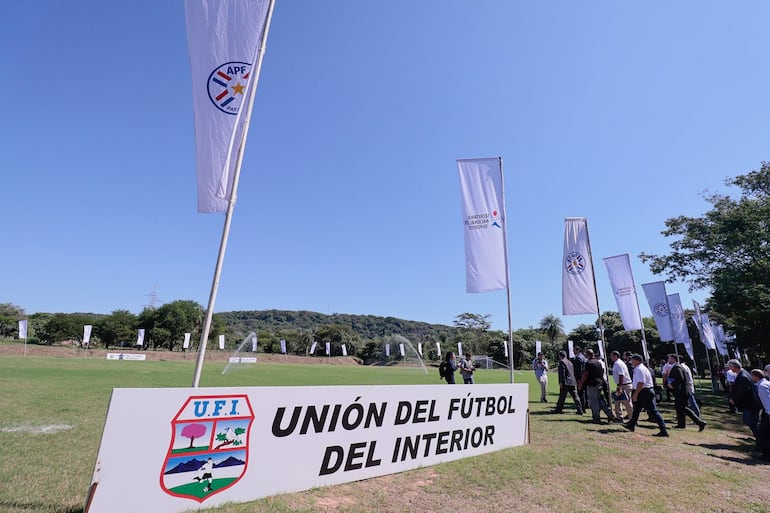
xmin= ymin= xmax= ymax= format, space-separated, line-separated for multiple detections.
xmin=538 ymin=314 xmax=564 ymax=344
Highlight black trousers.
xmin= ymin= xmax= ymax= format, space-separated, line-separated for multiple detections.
xmin=673 ymin=389 xmax=704 ymax=427
xmin=628 ymin=387 xmax=667 ymax=433
xmin=555 ymin=385 xmax=583 ymax=413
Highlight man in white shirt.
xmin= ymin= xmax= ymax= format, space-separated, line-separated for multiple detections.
xmin=610 ymin=350 xmax=633 ymax=421
xmin=622 ymin=354 xmax=669 ymax=437
xmin=532 ymin=352 xmax=549 ymax=402
xmin=725 ymin=365 xmax=738 ymax=413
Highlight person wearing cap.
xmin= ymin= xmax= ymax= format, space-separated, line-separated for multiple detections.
xmin=750 ymin=368 xmax=770 ymax=461
xmin=727 ymin=359 xmax=760 ymax=438
xmin=459 ymin=352 xmax=475 ymax=384
xmin=622 ymin=354 xmax=669 ymax=437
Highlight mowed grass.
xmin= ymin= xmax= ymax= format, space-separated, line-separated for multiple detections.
xmin=0 ymin=354 xmax=768 ymax=513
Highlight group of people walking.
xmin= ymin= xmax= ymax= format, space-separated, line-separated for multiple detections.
xmin=725 ymin=359 xmax=770 ymax=461
xmin=544 ymin=347 xmax=706 ymax=438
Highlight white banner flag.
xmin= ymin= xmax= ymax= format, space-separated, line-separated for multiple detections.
xmin=597 ymin=341 xmax=605 ymax=360
xmin=503 ymin=341 xmax=509 ymax=358
xmin=185 ymin=0 xmax=271 ymax=213
xmin=399 ymin=343 xmax=405 ymax=357
xmin=417 ymin=342 xmax=423 ymax=357
xmin=183 ymin=332 xmax=191 ymax=350
xmin=457 ymin=157 xmax=507 ymax=293
xmin=325 ymin=342 xmax=331 ymax=355
xmin=18 ymin=320 xmax=27 ymax=339
xmin=641 ymin=281 xmax=674 ymax=342
xmin=341 ymin=344 xmax=347 ymax=356
xmin=603 ymin=254 xmax=643 ymax=331
xmin=567 ymin=340 xmax=574 ymax=358
xmin=667 ymin=293 xmax=693 ymax=359
xmin=714 ymin=323 xmax=728 ymax=355
xmin=83 ymin=325 xmax=93 ymax=346
xmin=218 ymin=334 xmax=225 ymax=350
xmin=280 ymin=339 xmax=286 ymax=354
xmin=535 ymin=340 xmax=542 ymax=356
xmin=457 ymin=343 xmax=463 ymax=356
xmin=309 ymin=341 xmax=317 ymax=354
xmin=436 ymin=342 xmax=441 ymax=357
xmin=252 ymin=334 xmax=258 ymax=352
xmin=136 ymin=329 xmax=145 ymax=347
xmin=701 ymin=315 xmax=717 ymax=351
xmin=385 ymin=343 xmax=391 ymax=357
xmin=562 ymin=217 xmax=598 ymax=315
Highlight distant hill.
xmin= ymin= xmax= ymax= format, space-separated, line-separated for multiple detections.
xmin=218 ymin=309 xmax=460 ymax=342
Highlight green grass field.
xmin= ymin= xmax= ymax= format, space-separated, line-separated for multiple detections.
xmin=0 ymin=353 xmax=767 ymax=513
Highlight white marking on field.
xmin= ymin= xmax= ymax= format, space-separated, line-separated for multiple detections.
xmin=1 ymin=423 xmax=73 ymax=434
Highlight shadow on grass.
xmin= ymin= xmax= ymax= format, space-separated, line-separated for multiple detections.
xmin=0 ymin=499 xmax=82 ymax=513
xmin=703 ymin=452 xmax=769 ymax=466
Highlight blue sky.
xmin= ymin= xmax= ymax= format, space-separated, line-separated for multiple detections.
xmin=2 ymin=1 xmax=767 ymax=334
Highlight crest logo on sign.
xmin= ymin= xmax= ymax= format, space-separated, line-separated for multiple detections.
xmin=160 ymin=394 xmax=254 ymax=503
xmin=565 ymin=251 xmax=586 ymax=275
xmin=207 ymin=62 xmax=252 ymax=115
xmin=653 ymin=302 xmax=669 ymax=317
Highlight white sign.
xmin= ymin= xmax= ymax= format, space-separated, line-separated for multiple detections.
xmin=106 ymin=353 xmax=147 ymax=361
xmin=87 ymin=384 xmax=528 ymax=513
xmin=228 ymin=357 xmax=257 ymax=364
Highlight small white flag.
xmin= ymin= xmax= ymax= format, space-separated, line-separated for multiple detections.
xmin=641 ymin=281 xmax=674 ymax=342
xmin=457 ymin=342 xmax=463 ymax=356
xmin=385 ymin=344 xmax=391 ymax=357
xmin=341 ymin=344 xmax=347 ymax=356
xmin=603 ymin=254 xmax=643 ymax=331
xmin=280 ymin=339 xmax=286 ymax=354
xmin=417 ymin=342 xmax=423 ymax=356
xmin=535 ymin=340 xmax=542 ymax=356
xmin=185 ymin=0 xmax=271 ymax=213
xmin=83 ymin=325 xmax=93 ymax=346
xmin=436 ymin=342 xmax=441 ymax=357
xmin=309 ymin=341 xmax=317 ymax=354
xmin=399 ymin=343 xmax=405 ymax=357
xmin=18 ymin=320 xmax=28 ymax=339
xmin=183 ymin=332 xmax=191 ymax=349
xmin=218 ymin=334 xmax=225 ymax=350
xmin=562 ymin=217 xmax=598 ymax=315
xmin=136 ymin=329 xmax=145 ymax=347
xmin=325 ymin=342 xmax=331 ymax=355
xmin=503 ymin=341 xmax=509 ymax=358
xmin=567 ymin=340 xmax=574 ymax=358
xmin=457 ymin=157 xmax=507 ymax=293
xmin=252 ymin=334 xmax=258 ymax=352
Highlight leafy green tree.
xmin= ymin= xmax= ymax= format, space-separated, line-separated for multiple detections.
xmin=151 ymin=300 xmax=204 ymax=351
xmin=640 ymin=164 xmax=770 ymax=357
xmin=0 ymin=303 xmax=25 ymax=338
xmin=95 ymin=309 xmax=137 ymax=348
xmin=37 ymin=313 xmax=96 ymax=345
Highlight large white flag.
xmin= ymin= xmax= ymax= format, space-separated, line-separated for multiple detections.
xmin=562 ymin=218 xmax=598 ymax=315
xmin=136 ymin=329 xmax=145 ymax=347
xmin=218 ymin=334 xmax=226 ymax=350
xmin=183 ymin=332 xmax=191 ymax=349
xmin=667 ymin=293 xmax=693 ymax=358
xmin=185 ymin=0 xmax=271 ymax=213
xmin=713 ymin=322 xmax=728 ymax=355
xmin=701 ymin=315 xmax=718 ymax=351
xmin=457 ymin=157 xmax=507 ymax=293
xmin=602 ymin=254 xmax=643 ymax=330
xmin=18 ymin=320 xmax=27 ymax=339
xmin=641 ymin=281 xmax=674 ymax=342
xmin=280 ymin=339 xmax=286 ymax=354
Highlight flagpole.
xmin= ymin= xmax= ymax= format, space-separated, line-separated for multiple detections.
xmin=583 ymin=218 xmax=613 ymax=410
xmin=192 ymin=0 xmax=276 ymax=388
xmin=498 ymin=157 xmax=515 ymax=383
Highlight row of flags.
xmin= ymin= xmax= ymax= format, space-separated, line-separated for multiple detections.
xmin=457 ymin=159 xmax=738 ymax=363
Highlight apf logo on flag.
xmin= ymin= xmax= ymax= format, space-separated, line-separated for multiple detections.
xmin=208 ymin=62 xmax=251 ymax=114
xmin=565 ymin=251 xmax=586 ymax=275
xmin=653 ymin=302 xmax=669 ymax=316
xmin=160 ymin=394 xmax=254 ymax=503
